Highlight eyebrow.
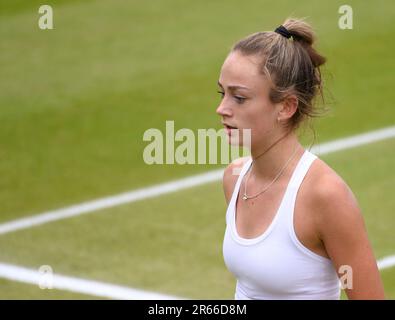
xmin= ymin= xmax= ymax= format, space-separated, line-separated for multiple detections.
xmin=217 ymin=81 xmax=250 ymax=91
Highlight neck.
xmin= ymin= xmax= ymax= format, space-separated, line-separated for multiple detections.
xmin=250 ymin=131 xmax=303 ymax=181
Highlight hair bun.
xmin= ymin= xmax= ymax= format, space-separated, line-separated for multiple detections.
xmin=282 ymin=18 xmax=326 ymax=67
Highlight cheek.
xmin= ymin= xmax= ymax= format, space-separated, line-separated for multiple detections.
xmin=247 ymin=110 xmax=272 ymax=132
xmin=238 ymin=98 xmax=276 ymax=136
xmin=249 ymin=112 xmax=277 ymax=142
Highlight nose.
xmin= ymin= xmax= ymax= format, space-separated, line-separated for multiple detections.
xmin=216 ymin=99 xmax=232 ymax=117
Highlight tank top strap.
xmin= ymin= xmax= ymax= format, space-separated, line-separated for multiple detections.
xmin=231 ymin=157 xmax=253 ymax=202
xmin=288 ymin=150 xmax=317 ymax=190
xmin=225 ymin=157 xmax=252 ymax=224
xmin=276 ymin=149 xmax=318 ymax=226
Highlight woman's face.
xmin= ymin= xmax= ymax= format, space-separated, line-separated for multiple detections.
xmin=216 ymin=51 xmax=282 ymax=149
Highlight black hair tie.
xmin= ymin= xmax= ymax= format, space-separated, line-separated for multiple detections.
xmin=274 ymin=25 xmax=292 ymax=39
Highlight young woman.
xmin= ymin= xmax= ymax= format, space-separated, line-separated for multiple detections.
xmin=218 ymin=18 xmax=385 ymax=300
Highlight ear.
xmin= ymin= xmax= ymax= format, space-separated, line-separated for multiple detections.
xmin=277 ymin=95 xmax=298 ymax=121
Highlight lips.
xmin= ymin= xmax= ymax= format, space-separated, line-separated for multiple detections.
xmin=222 ymin=122 xmax=237 ymax=130
xmin=222 ymin=123 xmax=238 ymax=136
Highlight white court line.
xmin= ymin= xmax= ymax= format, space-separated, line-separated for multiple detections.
xmin=0 ymin=125 xmax=394 ymax=236
xmin=0 ymin=262 xmax=183 ymax=300
xmin=0 ymin=255 xmax=394 ymax=299
xmin=0 ymin=126 xmax=394 ymax=299
xmin=377 ymin=255 xmax=395 ymax=270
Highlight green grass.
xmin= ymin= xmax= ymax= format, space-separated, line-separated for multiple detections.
xmin=0 ymin=0 xmax=394 ymax=299
xmin=0 ymin=279 xmax=101 ymax=299
xmin=381 ymin=268 xmax=395 ymax=299
xmin=1 ymin=0 xmax=394 ymax=221
xmin=0 ymin=138 xmax=393 ymax=299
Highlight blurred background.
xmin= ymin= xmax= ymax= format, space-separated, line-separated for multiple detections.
xmin=0 ymin=0 xmax=394 ymax=299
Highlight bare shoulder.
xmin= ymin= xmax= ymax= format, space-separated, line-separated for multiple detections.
xmin=307 ymin=158 xmax=359 ymax=207
xmin=222 ymin=157 xmax=250 ymax=205
xmin=305 ymin=158 xmax=364 ymax=236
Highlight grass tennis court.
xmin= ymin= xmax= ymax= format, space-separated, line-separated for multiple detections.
xmin=0 ymin=0 xmax=394 ymax=299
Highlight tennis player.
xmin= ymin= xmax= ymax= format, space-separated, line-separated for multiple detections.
xmin=219 ymin=18 xmax=385 ymax=299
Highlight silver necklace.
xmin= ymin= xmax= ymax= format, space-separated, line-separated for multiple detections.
xmin=242 ymin=143 xmax=299 ymax=201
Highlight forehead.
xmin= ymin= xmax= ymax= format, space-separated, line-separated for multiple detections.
xmin=219 ymin=51 xmax=263 ymax=89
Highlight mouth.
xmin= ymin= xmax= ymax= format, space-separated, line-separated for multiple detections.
xmin=222 ymin=122 xmax=238 ymax=130
xmin=222 ymin=123 xmax=238 ymax=136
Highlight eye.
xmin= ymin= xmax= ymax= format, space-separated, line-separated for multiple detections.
xmin=234 ymin=96 xmax=246 ymax=104
xmin=217 ymin=90 xmax=246 ymax=104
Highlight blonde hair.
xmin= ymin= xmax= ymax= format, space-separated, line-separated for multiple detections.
xmin=232 ymin=18 xmax=328 ymax=132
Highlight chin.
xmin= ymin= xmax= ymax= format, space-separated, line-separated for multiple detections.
xmin=227 ymin=136 xmax=242 ymax=147
xmin=226 ymin=128 xmax=251 ymax=149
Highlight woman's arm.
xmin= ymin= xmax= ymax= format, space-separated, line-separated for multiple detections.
xmin=313 ymin=174 xmax=385 ymax=299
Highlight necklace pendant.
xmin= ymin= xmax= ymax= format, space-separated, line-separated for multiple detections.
xmin=242 ymin=194 xmax=248 ymax=200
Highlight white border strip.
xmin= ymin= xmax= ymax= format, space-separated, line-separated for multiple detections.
xmin=377 ymin=255 xmax=395 ymax=271
xmin=0 ymin=170 xmax=222 ymax=235
xmin=309 ymin=126 xmax=395 ymax=155
xmin=0 ymin=262 xmax=183 ymax=300
xmin=0 ymin=125 xmax=394 ymax=236
xmin=0 ymin=255 xmax=394 ymax=300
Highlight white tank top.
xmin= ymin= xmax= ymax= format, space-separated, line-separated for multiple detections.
xmin=222 ymin=149 xmax=341 ymax=300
